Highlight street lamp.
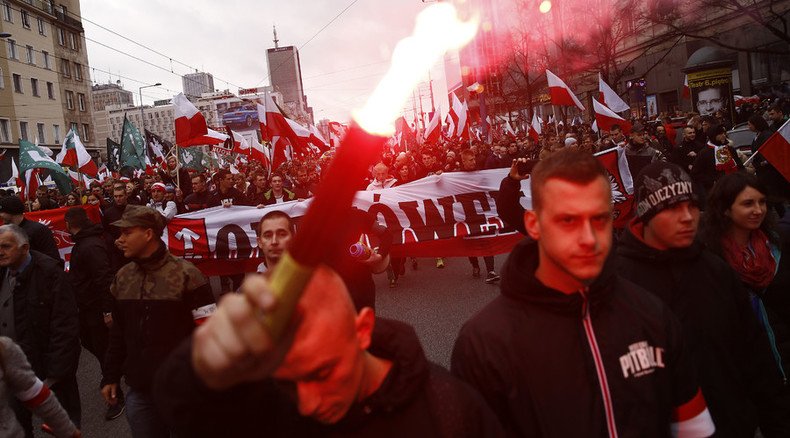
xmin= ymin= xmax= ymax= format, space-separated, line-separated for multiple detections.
xmin=139 ymin=82 xmax=162 ymax=134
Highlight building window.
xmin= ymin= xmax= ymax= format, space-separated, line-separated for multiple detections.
xmin=77 ymin=93 xmax=85 ymax=111
xmin=53 ymin=124 xmax=60 ymax=143
xmin=12 ymin=74 xmax=22 ymax=93
xmin=74 ymin=63 xmax=81 ymax=81
xmin=46 ymin=81 xmax=54 ymax=99
xmin=61 ymin=59 xmax=70 ymax=77
xmin=37 ymin=123 xmax=45 ymax=143
xmin=65 ymin=90 xmax=74 ymax=109
xmin=2 ymin=2 xmax=11 ymax=22
xmin=7 ymin=39 xmax=16 ymax=59
xmin=19 ymin=121 xmax=28 ymax=141
xmin=70 ymin=122 xmax=77 ymax=133
xmin=82 ymin=123 xmax=89 ymax=141
xmin=57 ymin=27 xmax=65 ymax=46
xmin=21 ymin=9 xmax=29 ymax=28
xmin=42 ymin=51 xmax=50 ymax=69
xmin=30 ymin=78 xmax=38 ymax=96
xmin=0 ymin=119 xmax=9 ymax=143
xmin=37 ymin=17 xmax=46 ymax=35
xmin=68 ymin=32 xmax=76 ymax=50
xmin=0 ymin=67 xmax=4 ymax=89
xmin=25 ymin=45 xmax=34 ymax=64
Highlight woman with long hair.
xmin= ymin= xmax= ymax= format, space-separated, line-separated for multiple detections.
xmin=700 ymin=171 xmax=790 ymax=382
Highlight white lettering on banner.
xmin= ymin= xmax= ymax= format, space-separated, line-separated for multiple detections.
xmin=636 ymin=181 xmax=693 ymax=217
xmin=166 ymin=168 xmax=530 ymax=259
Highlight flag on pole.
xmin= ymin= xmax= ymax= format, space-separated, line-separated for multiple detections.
xmin=753 ymin=118 xmax=790 ymax=182
xmin=55 ymin=128 xmax=98 ymax=176
xmin=106 ymin=138 xmax=121 ymax=172
xmin=598 ymin=73 xmax=630 ymax=113
xmin=546 ymin=69 xmax=585 ymax=111
xmin=707 ymin=141 xmax=738 ymax=174
xmin=529 ymin=113 xmax=541 ymax=142
xmin=503 ymin=120 xmax=517 ymax=139
xmin=593 ymin=98 xmax=632 ymax=134
xmin=178 ymin=145 xmax=206 ymax=171
xmin=328 ymin=121 xmax=347 ymax=148
xmin=120 ymin=116 xmax=146 ymax=171
xmin=18 ymin=139 xmax=72 ymax=194
xmin=146 ymin=130 xmax=172 ymax=167
xmin=174 ymin=93 xmax=209 ymax=146
xmin=423 ymin=109 xmax=441 ymax=145
xmin=682 ymin=75 xmax=691 ymax=99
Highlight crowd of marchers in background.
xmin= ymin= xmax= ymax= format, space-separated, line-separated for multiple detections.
xmin=0 ymin=94 xmax=788 ymax=437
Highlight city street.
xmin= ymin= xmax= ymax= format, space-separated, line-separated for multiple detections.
xmin=34 ymin=254 xmax=508 ymax=437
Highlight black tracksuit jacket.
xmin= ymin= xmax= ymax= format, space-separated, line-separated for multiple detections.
xmin=452 ymin=239 xmax=706 ymax=437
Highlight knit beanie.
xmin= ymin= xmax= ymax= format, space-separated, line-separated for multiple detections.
xmin=634 ymin=161 xmax=698 ymax=223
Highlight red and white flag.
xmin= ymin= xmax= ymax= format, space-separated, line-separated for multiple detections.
xmin=229 ymin=129 xmax=250 ymax=154
xmin=328 ymin=121 xmax=347 ymax=148
xmin=55 ymin=128 xmax=98 ymax=176
xmin=529 ymin=113 xmax=541 ymax=142
xmin=450 ymin=94 xmax=469 ymax=141
xmin=174 ymin=93 xmax=210 ymax=146
xmin=423 ymin=109 xmax=442 ymax=144
xmin=503 ymin=120 xmax=517 ymax=139
xmin=598 ymin=73 xmax=629 ymax=113
xmin=547 ymin=69 xmax=585 ymax=111
xmin=682 ymin=75 xmax=691 ymax=99
xmin=593 ymin=98 xmax=632 ymax=135
xmin=594 ymin=146 xmax=635 ymax=228
xmin=753 ymin=118 xmax=790 ymax=182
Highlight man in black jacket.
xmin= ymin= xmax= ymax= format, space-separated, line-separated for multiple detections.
xmin=153 ymin=266 xmax=503 ymax=437
xmin=453 ymin=150 xmax=713 ymax=437
xmin=615 ymin=161 xmax=790 ymax=437
xmin=100 ymin=206 xmax=216 ymax=437
xmin=0 ymin=224 xmax=80 ymax=435
xmin=0 ymin=195 xmax=62 ymax=264
xmin=102 ymin=185 xmax=131 ymax=272
xmin=65 ymin=207 xmax=125 ymax=421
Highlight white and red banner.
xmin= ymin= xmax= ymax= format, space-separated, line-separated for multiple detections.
xmin=166 ymin=148 xmax=635 ymax=276
xmin=167 ymin=168 xmax=526 ymax=275
xmin=593 ymin=98 xmax=632 ymax=134
xmin=598 ymin=73 xmax=630 ymax=113
xmin=22 ymin=204 xmax=102 ymax=267
xmin=547 ymin=69 xmax=585 ymax=111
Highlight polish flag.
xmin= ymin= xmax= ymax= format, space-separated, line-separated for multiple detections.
xmin=308 ymin=123 xmax=329 ymax=151
xmin=228 ymin=130 xmax=250 ymax=154
xmin=529 ymin=113 xmax=541 ymax=142
xmin=547 ymin=69 xmax=585 ymax=111
xmin=248 ymin=137 xmax=271 ymax=170
xmin=593 ymin=98 xmax=632 ymax=134
xmin=598 ymin=73 xmax=630 ymax=113
xmin=423 ymin=109 xmax=442 ymax=144
xmin=270 ymin=137 xmax=292 ymax=171
xmin=328 ymin=121 xmax=347 ymax=148
xmin=450 ymin=94 xmax=469 ymax=140
xmin=67 ymin=168 xmax=92 ymax=188
xmin=682 ymin=75 xmax=691 ymax=99
xmin=9 ymin=157 xmax=23 ymax=193
xmin=56 ymin=128 xmax=98 ymax=176
xmin=24 ymin=168 xmax=42 ymax=200
xmin=444 ymin=113 xmax=456 ymax=139
xmin=753 ymin=118 xmax=790 ymax=182
xmin=458 ymin=101 xmax=470 ymax=141
xmin=174 ymin=93 xmax=209 ymax=146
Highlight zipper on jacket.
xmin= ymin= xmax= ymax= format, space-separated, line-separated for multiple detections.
xmin=580 ymin=288 xmax=619 ymax=438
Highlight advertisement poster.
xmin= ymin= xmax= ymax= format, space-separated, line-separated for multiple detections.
xmin=688 ymin=67 xmax=735 ymax=124
xmin=646 ymin=95 xmax=658 ymax=118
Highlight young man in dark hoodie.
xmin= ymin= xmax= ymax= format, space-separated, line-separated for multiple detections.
xmin=615 ymin=161 xmax=790 ymax=437
xmin=153 ymin=266 xmax=503 ymax=437
xmin=65 ymin=207 xmax=126 ymax=421
xmin=453 ymin=150 xmax=714 ymax=437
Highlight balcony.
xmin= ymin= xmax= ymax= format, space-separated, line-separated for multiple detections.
xmin=53 ymin=9 xmax=83 ymax=31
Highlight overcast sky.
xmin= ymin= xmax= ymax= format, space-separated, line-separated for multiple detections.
xmin=81 ymin=0 xmax=450 ymax=124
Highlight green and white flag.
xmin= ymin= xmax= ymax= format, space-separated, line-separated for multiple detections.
xmin=179 ymin=145 xmax=205 ymax=171
xmin=120 ymin=115 xmax=146 ymax=170
xmin=18 ymin=139 xmax=72 ymax=193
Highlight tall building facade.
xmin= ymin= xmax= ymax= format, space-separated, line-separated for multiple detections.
xmin=182 ymin=71 xmax=214 ymax=98
xmin=0 ymin=0 xmax=95 ymax=152
xmin=267 ymin=45 xmax=310 ymax=122
xmin=92 ymin=82 xmax=133 ymax=111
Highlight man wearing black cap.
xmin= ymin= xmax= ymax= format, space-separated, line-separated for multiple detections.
xmin=100 ymin=205 xmax=216 ymax=437
xmin=615 ymin=162 xmax=790 ymax=437
xmin=623 ymin=122 xmax=666 ymax=179
xmin=0 ymin=195 xmax=62 ymax=264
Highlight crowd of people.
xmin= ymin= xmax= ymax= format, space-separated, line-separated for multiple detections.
xmin=0 ymin=95 xmax=787 ymax=437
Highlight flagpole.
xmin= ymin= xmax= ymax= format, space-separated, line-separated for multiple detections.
xmin=552 ymin=105 xmax=559 ymax=132
xmin=175 ymin=145 xmax=181 ymax=188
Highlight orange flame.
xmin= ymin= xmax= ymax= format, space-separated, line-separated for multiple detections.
xmin=353 ymin=3 xmax=478 ymax=136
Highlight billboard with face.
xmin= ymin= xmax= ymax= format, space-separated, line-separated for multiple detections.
xmin=688 ymin=67 xmax=734 ymax=123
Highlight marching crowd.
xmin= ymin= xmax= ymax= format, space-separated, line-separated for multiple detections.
xmin=0 ymin=96 xmax=787 ymax=437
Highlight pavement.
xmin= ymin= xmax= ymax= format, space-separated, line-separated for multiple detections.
xmin=33 ymin=254 xmax=507 ymax=437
